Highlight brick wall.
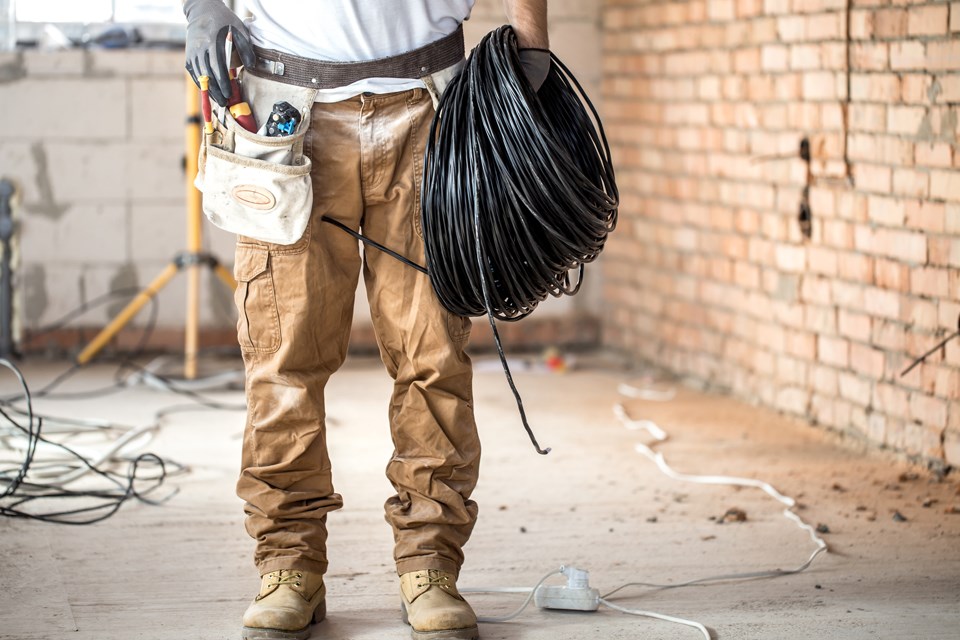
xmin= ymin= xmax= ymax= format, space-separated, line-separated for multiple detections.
xmin=601 ymin=0 xmax=959 ymax=467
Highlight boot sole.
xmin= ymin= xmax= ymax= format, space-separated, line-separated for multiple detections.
xmin=241 ymin=601 xmax=326 ymax=640
xmin=401 ymin=601 xmax=479 ymax=640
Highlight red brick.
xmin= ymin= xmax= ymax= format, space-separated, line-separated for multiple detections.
xmin=803 ymin=71 xmax=841 ymax=100
xmin=849 ymin=103 xmax=886 ymax=133
xmin=953 ymin=3 xmax=960 ymax=32
xmin=872 ymin=319 xmax=905 ymax=353
xmin=903 ymin=297 xmax=939 ymax=330
xmin=849 ymin=135 xmax=914 ymax=166
xmin=839 ymin=310 xmax=872 ymax=340
xmin=939 ymin=300 xmax=960 ymax=332
xmin=911 ymin=266 xmax=951 ymax=298
xmin=892 ymin=168 xmax=929 ymax=199
xmin=910 ymin=393 xmax=949 ymax=427
xmin=850 ymin=9 xmax=873 ymax=39
xmin=785 ymin=330 xmax=817 ymax=360
xmin=890 ymin=41 xmax=926 ymax=70
xmin=887 ymin=105 xmax=927 ymax=135
xmin=838 ymin=252 xmax=874 ymax=282
xmin=915 ymin=142 xmax=954 ymax=169
xmin=737 ymin=0 xmax=764 ymax=18
xmin=777 ymin=15 xmax=806 ymax=41
xmin=811 ymin=365 xmax=839 ymax=396
xmin=708 ymin=0 xmax=736 ymax=21
xmin=908 ymin=5 xmax=949 ymax=36
xmin=866 ymin=195 xmax=906 ymax=226
xmin=901 ymin=74 xmax=934 ymax=105
xmin=874 ymin=8 xmax=908 ymax=38
xmin=853 ymin=163 xmax=892 ymax=193
xmin=874 ymin=383 xmax=909 ymax=417
xmin=801 ymin=275 xmax=833 ymax=305
xmin=790 ymin=43 xmax=821 ymax=70
xmin=928 ymin=40 xmax=960 ymax=70
xmin=930 ymin=169 xmax=960 ymax=201
xmin=819 ymin=335 xmax=850 ymax=367
xmin=808 ymin=246 xmax=839 ymax=276
xmin=948 ymin=204 xmax=960 ymax=233
xmin=820 ymin=42 xmax=847 ymax=70
xmin=806 ymin=12 xmax=844 ymax=40
xmin=874 ymin=258 xmax=911 ymax=291
xmin=851 ymin=343 xmax=887 ymax=379
xmin=806 ymin=305 xmax=837 ymax=333
xmin=839 ymin=372 xmax=873 ymax=405
xmin=864 ymin=286 xmax=901 ymax=319
xmin=760 ymin=44 xmax=789 ymax=71
xmin=942 ymin=76 xmax=960 ymax=104
xmin=763 ymin=0 xmax=789 ymax=14
xmin=851 ymin=42 xmax=888 ymax=71
xmin=881 ymin=228 xmax=929 ymax=262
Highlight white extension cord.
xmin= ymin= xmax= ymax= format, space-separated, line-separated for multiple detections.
xmin=461 ymin=377 xmax=827 ymax=639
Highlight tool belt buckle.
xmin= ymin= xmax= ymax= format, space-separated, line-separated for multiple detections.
xmin=256 ymin=58 xmax=285 ymax=77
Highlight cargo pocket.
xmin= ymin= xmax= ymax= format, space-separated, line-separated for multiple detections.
xmin=234 ymin=244 xmax=281 ymax=354
xmin=445 ymin=311 xmax=472 ymax=344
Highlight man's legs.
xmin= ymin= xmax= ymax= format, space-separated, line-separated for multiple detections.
xmin=358 ymin=88 xmax=480 ymax=639
xmin=235 ymin=98 xmax=368 ymax=579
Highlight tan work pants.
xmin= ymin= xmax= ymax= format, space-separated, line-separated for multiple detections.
xmin=233 ymin=88 xmax=480 ymax=579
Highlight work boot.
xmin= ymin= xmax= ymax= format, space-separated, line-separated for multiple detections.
xmin=400 ymin=569 xmax=479 ymax=640
xmin=241 ymin=569 xmax=326 ymax=640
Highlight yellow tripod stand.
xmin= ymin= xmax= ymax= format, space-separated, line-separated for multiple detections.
xmin=76 ymin=75 xmax=236 ymax=379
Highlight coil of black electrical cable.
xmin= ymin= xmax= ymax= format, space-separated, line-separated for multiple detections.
xmin=421 ymin=25 xmax=618 ymax=323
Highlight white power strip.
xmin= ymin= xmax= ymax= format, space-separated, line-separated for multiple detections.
xmin=534 ymin=566 xmax=600 ymax=612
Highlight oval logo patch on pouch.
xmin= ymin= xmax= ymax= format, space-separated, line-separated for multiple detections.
xmin=232 ymin=185 xmax=277 ymax=211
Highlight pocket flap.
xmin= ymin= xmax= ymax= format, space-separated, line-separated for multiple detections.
xmin=234 ymin=245 xmax=270 ymax=282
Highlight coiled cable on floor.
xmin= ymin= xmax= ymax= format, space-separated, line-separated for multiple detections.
xmin=419 ymin=25 xmax=618 ymax=454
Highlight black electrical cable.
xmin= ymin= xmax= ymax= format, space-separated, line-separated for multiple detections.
xmin=319 ymin=26 xmax=618 ymax=454
xmin=422 ymin=26 xmax=617 ymax=321
xmin=0 ymin=358 xmax=177 ymax=525
xmin=421 ymin=26 xmax=618 ymax=454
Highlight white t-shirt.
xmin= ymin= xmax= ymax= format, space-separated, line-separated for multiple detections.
xmin=243 ymin=0 xmax=475 ymax=101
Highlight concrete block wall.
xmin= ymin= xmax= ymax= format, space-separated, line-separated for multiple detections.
xmin=601 ymin=0 xmax=959 ymax=467
xmin=0 ymin=48 xmax=238 ymax=342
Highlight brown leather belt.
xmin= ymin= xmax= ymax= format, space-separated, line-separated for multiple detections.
xmin=247 ymin=24 xmax=465 ymax=90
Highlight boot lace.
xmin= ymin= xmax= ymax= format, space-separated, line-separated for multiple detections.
xmin=415 ymin=570 xmax=450 ymax=589
xmin=265 ymin=570 xmax=303 ymax=589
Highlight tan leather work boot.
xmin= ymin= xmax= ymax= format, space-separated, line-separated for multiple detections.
xmin=241 ymin=569 xmax=326 ymax=640
xmin=400 ymin=569 xmax=479 ymax=640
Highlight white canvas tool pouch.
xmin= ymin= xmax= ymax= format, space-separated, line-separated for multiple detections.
xmin=194 ymin=71 xmax=318 ymax=245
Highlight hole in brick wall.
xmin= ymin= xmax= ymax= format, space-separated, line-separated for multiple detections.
xmin=798 ymin=193 xmax=812 ymax=240
xmin=798 ymin=137 xmax=812 ymax=240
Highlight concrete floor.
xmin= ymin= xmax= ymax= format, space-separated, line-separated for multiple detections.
xmin=0 ymin=354 xmax=958 ymax=640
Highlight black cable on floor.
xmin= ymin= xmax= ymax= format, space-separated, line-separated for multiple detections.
xmin=0 ymin=358 xmax=177 ymax=525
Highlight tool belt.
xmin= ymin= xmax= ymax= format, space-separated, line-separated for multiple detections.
xmin=248 ymin=24 xmax=465 ymax=89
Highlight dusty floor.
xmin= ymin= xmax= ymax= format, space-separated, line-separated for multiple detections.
xmin=0 ymin=353 xmax=958 ymax=640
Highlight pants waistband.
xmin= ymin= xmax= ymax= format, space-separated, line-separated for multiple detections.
xmin=248 ymin=24 xmax=465 ymax=90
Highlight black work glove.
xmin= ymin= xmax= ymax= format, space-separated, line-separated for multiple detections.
xmin=183 ymin=0 xmax=256 ymax=107
xmin=518 ymin=48 xmax=550 ymax=92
